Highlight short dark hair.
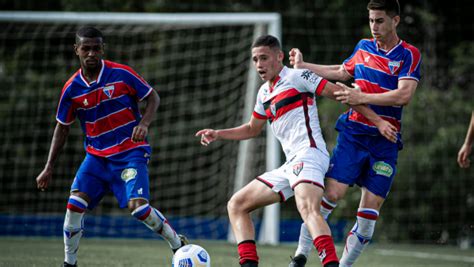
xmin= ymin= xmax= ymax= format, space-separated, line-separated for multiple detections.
xmin=251 ymin=35 xmax=281 ymax=50
xmin=367 ymin=0 xmax=400 ymax=17
xmin=75 ymin=26 xmax=104 ymax=44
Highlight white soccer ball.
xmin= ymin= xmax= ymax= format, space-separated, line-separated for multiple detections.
xmin=172 ymin=244 xmax=211 ymax=267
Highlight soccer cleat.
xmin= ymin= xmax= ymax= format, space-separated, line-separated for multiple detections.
xmin=63 ymin=262 xmax=77 ymax=267
xmin=241 ymin=260 xmax=258 ymax=267
xmin=172 ymin=234 xmax=189 ymax=253
xmin=324 ymin=261 xmax=339 ymax=267
xmin=289 ymin=254 xmax=307 ymax=267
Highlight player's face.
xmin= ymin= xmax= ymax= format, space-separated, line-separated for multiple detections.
xmin=252 ymin=46 xmax=284 ymax=82
xmin=74 ymin=37 xmax=104 ymax=71
xmin=369 ymin=10 xmax=399 ymax=42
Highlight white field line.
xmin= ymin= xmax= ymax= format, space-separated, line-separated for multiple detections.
xmin=375 ymin=248 xmax=474 ymax=263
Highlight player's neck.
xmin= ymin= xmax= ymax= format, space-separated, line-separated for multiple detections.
xmin=376 ymin=33 xmax=400 ymax=51
xmin=81 ymin=65 xmax=101 ymax=83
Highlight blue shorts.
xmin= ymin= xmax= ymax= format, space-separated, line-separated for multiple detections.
xmin=71 ymin=153 xmax=150 ymax=210
xmin=326 ymin=131 xmax=398 ymax=198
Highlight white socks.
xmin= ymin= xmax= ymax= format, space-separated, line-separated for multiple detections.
xmin=340 ymin=208 xmax=378 ymax=266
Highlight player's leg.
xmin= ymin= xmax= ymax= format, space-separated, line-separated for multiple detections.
xmin=340 ymin=139 xmax=397 ymax=267
xmin=115 ymin=161 xmax=185 ymax=252
xmin=291 ymin=132 xmax=366 ymax=267
xmin=339 ymin=188 xmax=384 ymax=267
xmin=292 ymin=179 xmax=347 ymax=266
xmin=293 ymin=183 xmax=339 ymax=267
xmin=128 ymin=198 xmax=186 ymax=252
xmin=227 ymin=179 xmax=283 ymax=267
xmin=63 ymin=154 xmax=108 ymax=267
xmin=63 ymin=192 xmax=89 ymax=267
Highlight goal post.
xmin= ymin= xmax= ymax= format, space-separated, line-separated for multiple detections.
xmin=0 ymin=11 xmax=281 ymax=244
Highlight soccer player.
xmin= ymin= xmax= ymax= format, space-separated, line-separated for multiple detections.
xmin=196 ymin=35 xmax=395 ymax=267
xmin=458 ymin=111 xmax=474 ymax=168
xmin=287 ymin=1 xmax=422 ymax=266
xmin=35 ymin=26 xmax=187 ymax=267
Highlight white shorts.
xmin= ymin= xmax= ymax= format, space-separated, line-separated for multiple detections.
xmin=257 ymin=147 xmax=329 ymax=201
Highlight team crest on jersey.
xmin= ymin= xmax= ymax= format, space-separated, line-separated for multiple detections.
xmin=388 ymin=61 xmax=401 ymax=74
xmin=372 ymin=161 xmax=393 ymax=177
xmin=293 ymin=162 xmax=304 ymax=176
xmin=121 ymin=168 xmax=137 ymax=182
xmin=103 ymin=85 xmax=115 ymax=99
xmin=83 ymin=98 xmax=89 ymax=106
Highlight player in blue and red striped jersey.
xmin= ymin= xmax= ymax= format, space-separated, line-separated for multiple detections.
xmin=35 ymin=26 xmax=187 ymax=267
xmin=288 ymin=0 xmax=421 ymax=266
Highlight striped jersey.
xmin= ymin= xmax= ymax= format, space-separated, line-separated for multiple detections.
xmin=56 ymin=60 xmax=154 ymax=159
xmin=339 ymin=38 xmax=421 ymax=136
xmin=253 ymin=66 xmax=329 ymax=159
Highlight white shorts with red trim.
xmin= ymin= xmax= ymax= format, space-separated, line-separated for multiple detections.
xmin=256 ymin=147 xmax=329 ymax=201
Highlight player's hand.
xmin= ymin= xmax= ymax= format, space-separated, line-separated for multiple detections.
xmin=289 ymin=48 xmax=305 ymax=69
xmin=195 ymin=129 xmax=218 ymax=146
xmin=132 ymin=124 xmax=148 ymax=143
xmin=457 ymin=143 xmax=472 ymax=168
xmin=334 ymin=82 xmax=365 ymax=105
xmin=36 ymin=166 xmax=53 ymax=191
xmin=374 ymin=119 xmax=398 ymax=143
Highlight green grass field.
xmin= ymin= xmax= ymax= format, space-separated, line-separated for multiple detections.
xmin=0 ymin=237 xmax=472 ymax=267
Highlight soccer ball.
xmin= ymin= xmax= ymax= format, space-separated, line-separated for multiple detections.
xmin=172 ymin=244 xmax=211 ymax=267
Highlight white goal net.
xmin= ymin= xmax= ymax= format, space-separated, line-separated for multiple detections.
xmin=0 ymin=12 xmax=281 ymax=243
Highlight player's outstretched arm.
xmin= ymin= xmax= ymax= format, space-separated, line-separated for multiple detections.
xmin=289 ymin=48 xmax=351 ymax=81
xmin=458 ymin=111 xmax=474 ymax=168
xmin=36 ymin=123 xmax=70 ymax=191
xmin=196 ymin=116 xmax=266 ymax=146
xmin=334 ymin=79 xmax=418 ymax=106
xmin=132 ymin=90 xmax=159 ymax=143
xmin=319 ymin=81 xmax=398 ymax=143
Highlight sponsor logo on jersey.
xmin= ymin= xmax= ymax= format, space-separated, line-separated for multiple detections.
xmin=103 ymin=85 xmax=115 ymax=98
xmin=293 ymin=162 xmax=304 ymax=176
xmin=388 ymin=60 xmax=401 ymax=74
xmin=121 ymin=168 xmax=137 ymax=182
xmin=364 ymin=55 xmax=371 ymax=63
xmin=300 ymin=70 xmax=312 ymax=80
xmin=137 ymin=188 xmax=143 ymax=195
xmin=372 ymin=161 xmax=393 ymax=177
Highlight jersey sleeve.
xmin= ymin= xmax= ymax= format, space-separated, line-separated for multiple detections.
xmin=56 ymin=84 xmax=76 ymax=125
xmin=120 ymin=67 xmax=154 ymax=101
xmin=252 ymin=88 xmax=267 ymax=120
xmin=399 ymin=46 xmax=422 ymax=81
xmin=343 ymin=40 xmax=364 ymax=77
xmin=294 ymin=69 xmax=328 ymax=96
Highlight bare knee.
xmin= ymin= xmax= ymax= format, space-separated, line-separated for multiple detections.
xmin=227 ymin=194 xmax=249 ymax=215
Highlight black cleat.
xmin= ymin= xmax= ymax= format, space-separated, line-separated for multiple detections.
xmin=172 ymin=234 xmax=190 ymax=253
xmin=289 ymin=254 xmax=307 ymax=267
xmin=63 ymin=262 xmax=77 ymax=267
xmin=241 ymin=260 xmax=258 ymax=267
xmin=324 ymin=261 xmax=339 ymax=267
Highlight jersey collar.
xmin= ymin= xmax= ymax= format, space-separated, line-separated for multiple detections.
xmin=79 ymin=59 xmax=105 ymax=87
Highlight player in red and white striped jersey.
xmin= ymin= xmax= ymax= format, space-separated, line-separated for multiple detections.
xmin=196 ymin=35 xmax=392 ymax=267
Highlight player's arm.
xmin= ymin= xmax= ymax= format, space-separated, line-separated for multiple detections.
xmin=458 ymin=111 xmax=474 ymax=168
xmin=132 ymin=89 xmax=160 ymax=142
xmin=196 ymin=116 xmax=266 ymax=146
xmin=289 ymin=48 xmax=351 ymax=81
xmin=36 ymin=122 xmax=70 ymax=190
xmin=335 ymin=79 xmax=418 ymax=106
xmin=319 ymin=81 xmax=398 ymax=143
